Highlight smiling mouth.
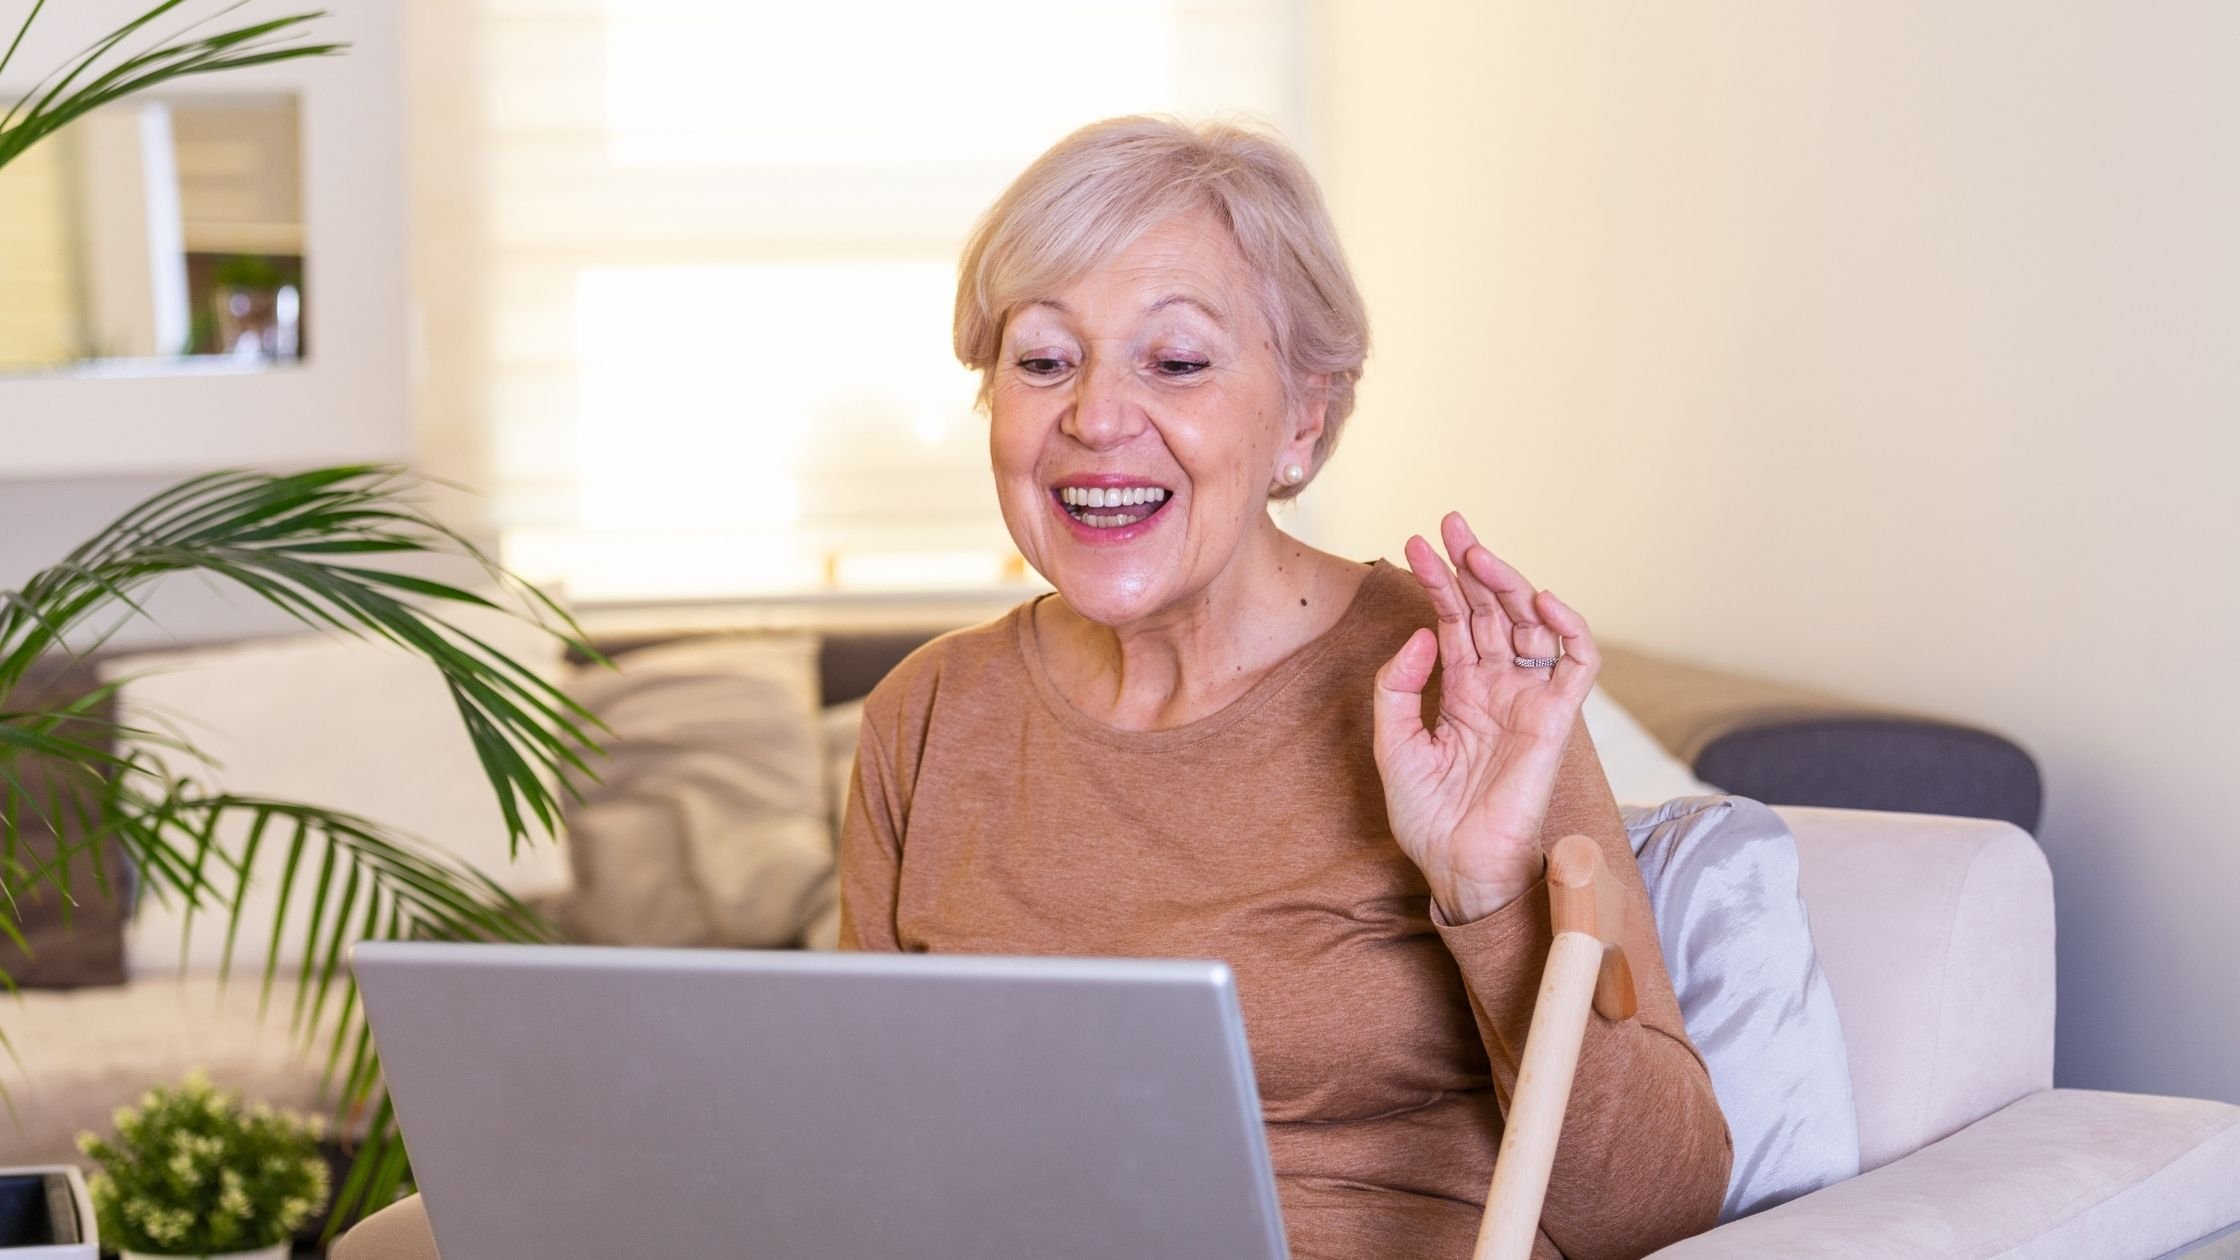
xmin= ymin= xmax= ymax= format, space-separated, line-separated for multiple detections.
xmin=1054 ymin=484 xmax=1173 ymax=530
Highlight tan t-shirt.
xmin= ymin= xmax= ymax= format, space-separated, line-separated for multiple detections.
xmin=839 ymin=561 xmax=1731 ymax=1260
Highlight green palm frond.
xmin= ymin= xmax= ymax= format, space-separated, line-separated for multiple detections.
xmin=0 ymin=1 xmax=345 ymax=175
xmin=0 ymin=466 xmax=607 ymax=852
xmin=0 ymin=8 xmax=526 ymax=1231
xmin=0 ymin=466 xmax=609 ymax=1231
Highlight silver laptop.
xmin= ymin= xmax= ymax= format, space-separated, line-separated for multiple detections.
xmin=350 ymin=942 xmax=1289 ymax=1260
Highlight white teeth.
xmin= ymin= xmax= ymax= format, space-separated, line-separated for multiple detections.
xmin=1055 ymin=485 xmax=1171 ymax=516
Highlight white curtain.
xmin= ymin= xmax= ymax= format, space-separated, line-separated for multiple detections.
xmin=474 ymin=0 xmax=1306 ymax=600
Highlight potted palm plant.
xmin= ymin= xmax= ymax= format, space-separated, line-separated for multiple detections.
xmin=1 ymin=1 xmax=605 ymax=1236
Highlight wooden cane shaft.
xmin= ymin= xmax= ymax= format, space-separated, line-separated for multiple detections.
xmin=1472 ymin=929 xmax=1604 ymax=1260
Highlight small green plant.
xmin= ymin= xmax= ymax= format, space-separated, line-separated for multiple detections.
xmin=77 ymin=1071 xmax=332 ymax=1256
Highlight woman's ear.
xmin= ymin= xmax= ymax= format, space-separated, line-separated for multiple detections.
xmin=1287 ymin=373 xmax=1332 ymax=466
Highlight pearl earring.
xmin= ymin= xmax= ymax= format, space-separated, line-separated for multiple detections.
xmin=1281 ymin=463 xmax=1306 ymax=485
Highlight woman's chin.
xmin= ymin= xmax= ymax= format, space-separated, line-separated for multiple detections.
xmin=1046 ymin=564 xmax=1179 ymax=629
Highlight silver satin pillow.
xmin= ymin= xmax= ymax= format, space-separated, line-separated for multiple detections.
xmin=1624 ymin=795 xmax=1862 ymax=1221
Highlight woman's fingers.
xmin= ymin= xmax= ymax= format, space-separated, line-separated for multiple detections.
xmin=1451 ymin=522 xmax=1562 ymax=663
xmin=1538 ymin=589 xmax=1601 ymax=702
xmin=1372 ymin=626 xmax=1437 ymax=759
xmin=1438 ymin=513 xmax=1514 ymax=664
xmin=1406 ymin=518 xmax=1592 ymax=699
xmin=1404 ymin=534 xmax=1478 ymax=668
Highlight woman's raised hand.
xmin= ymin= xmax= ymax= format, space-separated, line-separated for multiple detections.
xmin=1372 ymin=511 xmax=1600 ymax=924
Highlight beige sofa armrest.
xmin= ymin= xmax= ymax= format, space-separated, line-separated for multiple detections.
xmin=1777 ymin=806 xmax=2054 ymax=1170
xmin=1646 ymin=1089 xmax=2240 ymax=1259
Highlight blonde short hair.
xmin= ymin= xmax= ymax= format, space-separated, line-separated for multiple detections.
xmin=953 ymin=116 xmax=1369 ymax=498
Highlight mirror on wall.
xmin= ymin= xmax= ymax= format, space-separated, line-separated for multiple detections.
xmin=0 ymin=91 xmax=306 ymax=378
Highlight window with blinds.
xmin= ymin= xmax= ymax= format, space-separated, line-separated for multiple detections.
xmin=478 ymin=0 xmax=1307 ymax=601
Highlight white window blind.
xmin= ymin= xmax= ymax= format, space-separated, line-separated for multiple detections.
xmin=478 ymin=0 xmax=1306 ymax=601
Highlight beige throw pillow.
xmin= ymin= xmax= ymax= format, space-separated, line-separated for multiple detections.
xmin=559 ymin=634 xmax=836 ymax=949
xmin=1583 ymin=685 xmax=1720 ymax=804
xmin=103 ymin=606 xmax=570 ymax=975
xmin=802 ymin=699 xmax=866 ymax=951
xmin=818 ymin=699 xmax=865 ymax=843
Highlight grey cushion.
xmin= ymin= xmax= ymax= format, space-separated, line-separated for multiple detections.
xmin=1697 ymin=718 xmax=2042 ymax=834
xmin=1625 ymin=794 xmax=1861 ymax=1221
xmin=1599 ymin=645 xmax=2043 ymax=831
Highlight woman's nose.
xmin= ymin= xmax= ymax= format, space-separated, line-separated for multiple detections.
xmin=1062 ymin=354 xmax=1145 ymax=450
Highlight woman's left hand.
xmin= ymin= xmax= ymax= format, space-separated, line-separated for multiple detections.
xmin=1372 ymin=511 xmax=1600 ymax=924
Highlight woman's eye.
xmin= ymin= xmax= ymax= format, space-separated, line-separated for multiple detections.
xmin=1017 ymin=357 xmax=1071 ymax=377
xmin=1156 ymin=359 xmax=1211 ymax=377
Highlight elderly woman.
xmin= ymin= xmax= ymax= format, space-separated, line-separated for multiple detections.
xmin=840 ymin=117 xmax=1730 ymax=1258
xmin=335 ymin=117 xmax=1729 ymax=1260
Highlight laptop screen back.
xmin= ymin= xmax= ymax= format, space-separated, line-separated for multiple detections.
xmin=352 ymin=942 xmax=1288 ymax=1260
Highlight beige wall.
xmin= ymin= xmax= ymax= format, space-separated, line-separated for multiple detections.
xmin=1308 ymin=2 xmax=2240 ymax=1103
xmin=400 ymin=0 xmax=499 ymax=549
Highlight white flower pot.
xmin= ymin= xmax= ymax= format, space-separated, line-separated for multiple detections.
xmin=120 ymin=1245 xmax=290 ymax=1260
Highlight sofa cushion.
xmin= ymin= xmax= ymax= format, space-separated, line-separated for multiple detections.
xmin=101 ymin=608 xmax=572 ymax=974
xmin=1586 ymin=686 xmax=1719 ymax=804
xmin=801 ymin=699 xmax=866 ymax=952
xmin=1700 ymin=719 xmax=2044 ymax=835
xmin=1644 ymin=1089 xmax=2240 ymax=1258
xmin=1597 ymin=646 xmax=2043 ymax=831
xmin=1625 ymin=795 xmax=1859 ymax=1220
xmin=819 ymin=699 xmax=864 ymax=844
xmin=1 ymin=828 xmax=129 ymax=990
xmin=558 ymin=634 xmax=836 ymax=949
xmin=1 ymin=660 xmax=129 ymax=989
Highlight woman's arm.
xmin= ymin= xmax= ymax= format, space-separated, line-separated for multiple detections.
xmin=1371 ymin=512 xmax=1729 ymax=1258
xmin=836 ymin=706 xmax=906 ymax=953
xmin=1437 ymin=722 xmax=1731 ymax=1260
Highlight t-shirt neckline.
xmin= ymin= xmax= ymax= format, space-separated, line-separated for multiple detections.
xmin=1012 ymin=559 xmax=1400 ymax=753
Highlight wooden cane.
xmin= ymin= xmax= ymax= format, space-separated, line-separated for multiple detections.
xmin=1472 ymin=833 xmax=1640 ymax=1260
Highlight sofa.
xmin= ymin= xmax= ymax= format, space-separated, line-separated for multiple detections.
xmin=329 ymin=800 xmax=2240 ymax=1259
xmin=1646 ymin=806 xmax=2240 ymax=1257
xmin=14 ymin=625 xmax=2234 ymax=1257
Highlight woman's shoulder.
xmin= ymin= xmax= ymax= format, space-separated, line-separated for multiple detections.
xmin=857 ymin=601 xmax=1037 ymax=741
xmin=1334 ymin=558 xmax=1436 ymax=654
